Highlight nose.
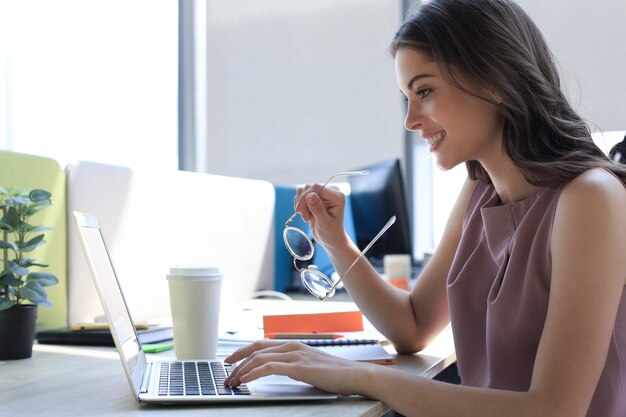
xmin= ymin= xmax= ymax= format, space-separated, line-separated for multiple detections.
xmin=404 ymin=100 xmax=423 ymax=132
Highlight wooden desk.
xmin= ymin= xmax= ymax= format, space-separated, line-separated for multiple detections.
xmin=0 ymin=298 xmax=455 ymax=416
xmin=0 ymin=332 xmax=454 ymax=417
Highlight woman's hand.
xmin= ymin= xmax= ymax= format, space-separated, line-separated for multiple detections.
xmin=294 ymin=184 xmax=350 ymax=253
xmin=223 ymin=340 xmax=373 ymax=397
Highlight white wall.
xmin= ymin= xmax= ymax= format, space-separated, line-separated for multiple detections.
xmin=202 ymin=0 xmax=404 ymax=185
xmin=516 ymin=0 xmax=625 ymax=132
xmin=2 ymin=0 xmax=178 ymax=171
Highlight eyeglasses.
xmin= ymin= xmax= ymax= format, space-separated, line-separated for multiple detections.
xmin=283 ymin=171 xmax=397 ymax=300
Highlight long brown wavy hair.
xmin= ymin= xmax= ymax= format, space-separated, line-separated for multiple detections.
xmin=389 ymin=0 xmax=626 ymax=187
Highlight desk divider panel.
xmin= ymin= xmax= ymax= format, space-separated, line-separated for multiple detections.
xmin=66 ymin=161 xmax=275 ymax=325
xmin=0 ymin=150 xmax=68 ymax=329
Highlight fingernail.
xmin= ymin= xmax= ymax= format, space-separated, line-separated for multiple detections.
xmin=307 ymin=193 xmax=319 ymax=204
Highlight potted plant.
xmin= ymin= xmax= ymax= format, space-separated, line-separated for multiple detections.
xmin=0 ymin=188 xmax=59 ymax=359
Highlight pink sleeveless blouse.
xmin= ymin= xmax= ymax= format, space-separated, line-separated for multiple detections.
xmin=447 ymin=180 xmax=625 ymax=417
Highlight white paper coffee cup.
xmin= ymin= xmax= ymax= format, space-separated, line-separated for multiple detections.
xmin=167 ymin=267 xmax=222 ymax=359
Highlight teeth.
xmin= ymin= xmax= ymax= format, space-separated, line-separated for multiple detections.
xmin=426 ymin=131 xmax=445 ymax=145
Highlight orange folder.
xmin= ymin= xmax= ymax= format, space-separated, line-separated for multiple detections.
xmin=263 ymin=311 xmax=364 ymax=338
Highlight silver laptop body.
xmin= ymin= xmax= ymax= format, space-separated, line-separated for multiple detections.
xmin=72 ymin=211 xmax=338 ymax=404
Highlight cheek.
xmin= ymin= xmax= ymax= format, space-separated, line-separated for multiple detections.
xmin=428 ymin=99 xmax=458 ymax=131
xmin=423 ymin=100 xmax=445 ymax=124
xmin=462 ymin=98 xmax=501 ymax=127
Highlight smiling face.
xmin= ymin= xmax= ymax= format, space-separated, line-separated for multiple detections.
xmin=395 ymin=47 xmax=504 ymax=171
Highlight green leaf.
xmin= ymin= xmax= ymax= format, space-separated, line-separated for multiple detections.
xmin=0 ymin=186 xmax=10 ymax=195
xmin=0 ymin=271 xmax=22 ymax=286
xmin=4 ymin=207 xmax=20 ymax=229
xmin=0 ymin=299 xmax=16 ymax=310
xmin=8 ymin=260 xmax=29 ymax=276
xmin=26 ymin=271 xmax=59 ymax=286
xmin=22 ymin=224 xmax=53 ymax=233
xmin=26 ymin=202 xmax=51 ymax=216
xmin=4 ymin=196 xmax=29 ymax=206
xmin=26 ymin=234 xmax=45 ymax=246
xmin=18 ymin=222 xmax=34 ymax=234
xmin=38 ymin=299 xmax=52 ymax=308
xmin=19 ymin=241 xmax=46 ymax=253
xmin=0 ymin=222 xmax=12 ymax=232
xmin=0 ymin=240 xmax=18 ymax=251
xmin=29 ymin=189 xmax=51 ymax=202
xmin=9 ymin=189 xmax=27 ymax=198
xmin=19 ymin=283 xmax=47 ymax=304
xmin=18 ymin=234 xmax=45 ymax=252
xmin=20 ymin=258 xmax=49 ymax=268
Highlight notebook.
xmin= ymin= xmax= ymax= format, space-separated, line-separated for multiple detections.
xmin=72 ymin=211 xmax=338 ymax=404
xmin=36 ymin=325 xmax=173 ymax=347
xmin=267 ymin=338 xmax=395 ymax=365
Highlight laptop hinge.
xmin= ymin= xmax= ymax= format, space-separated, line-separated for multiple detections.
xmin=140 ymin=362 xmax=153 ymax=394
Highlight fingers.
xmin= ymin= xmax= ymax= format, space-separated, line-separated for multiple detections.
xmin=224 ymin=341 xmax=310 ymax=387
xmin=224 ymin=339 xmax=286 ymax=364
xmin=236 ymin=361 xmax=295 ymax=385
xmin=226 ymin=351 xmax=302 ymax=387
xmin=294 ymin=184 xmax=319 ymax=222
xmin=294 ymin=184 xmax=343 ymax=223
xmin=306 ymin=191 xmax=322 ymax=210
xmin=222 ymin=340 xmax=365 ymax=396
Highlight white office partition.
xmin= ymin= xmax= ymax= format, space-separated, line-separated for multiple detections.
xmin=202 ymin=0 xmax=404 ymax=185
xmin=66 ymin=161 xmax=275 ymax=324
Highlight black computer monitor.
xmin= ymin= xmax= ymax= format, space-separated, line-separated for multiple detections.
xmin=348 ymin=159 xmax=412 ymax=266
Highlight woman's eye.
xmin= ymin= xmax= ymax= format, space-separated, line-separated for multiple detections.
xmin=416 ymin=88 xmax=432 ymax=99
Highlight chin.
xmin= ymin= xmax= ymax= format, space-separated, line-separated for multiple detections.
xmin=435 ymin=158 xmax=462 ymax=171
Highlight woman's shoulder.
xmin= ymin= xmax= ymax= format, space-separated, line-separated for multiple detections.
xmin=562 ymin=167 xmax=625 ymax=197
xmin=559 ymin=167 xmax=626 ymax=213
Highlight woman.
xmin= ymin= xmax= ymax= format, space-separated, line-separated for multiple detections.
xmin=224 ymin=1 xmax=626 ymax=415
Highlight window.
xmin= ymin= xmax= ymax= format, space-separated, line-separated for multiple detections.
xmin=1 ymin=0 xmax=178 ymax=170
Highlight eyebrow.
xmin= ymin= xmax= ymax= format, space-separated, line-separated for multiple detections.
xmin=407 ymin=74 xmax=434 ymax=91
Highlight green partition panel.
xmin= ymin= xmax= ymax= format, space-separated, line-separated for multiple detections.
xmin=0 ymin=150 xmax=67 ymax=329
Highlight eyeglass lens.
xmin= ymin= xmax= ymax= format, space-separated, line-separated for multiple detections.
xmin=301 ymin=269 xmax=336 ymax=299
xmin=283 ymin=227 xmax=314 ymax=260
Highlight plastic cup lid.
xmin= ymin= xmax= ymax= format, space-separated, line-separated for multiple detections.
xmin=167 ymin=266 xmax=221 ymax=280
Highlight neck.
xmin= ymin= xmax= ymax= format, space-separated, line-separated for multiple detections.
xmin=480 ymin=156 xmax=541 ymax=204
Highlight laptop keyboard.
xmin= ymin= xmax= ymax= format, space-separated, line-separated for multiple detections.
xmin=158 ymin=361 xmax=250 ymax=397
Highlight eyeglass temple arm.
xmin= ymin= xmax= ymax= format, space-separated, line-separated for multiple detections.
xmin=284 ymin=170 xmax=369 ymax=228
xmin=320 ymin=215 xmax=397 ymax=300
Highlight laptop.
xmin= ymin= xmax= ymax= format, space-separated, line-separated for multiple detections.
xmin=72 ymin=211 xmax=338 ymax=404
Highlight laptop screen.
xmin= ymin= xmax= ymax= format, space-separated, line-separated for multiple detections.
xmin=74 ymin=212 xmax=146 ymax=395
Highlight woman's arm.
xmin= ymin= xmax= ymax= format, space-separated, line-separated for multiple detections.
xmin=227 ymin=169 xmax=626 ymax=417
xmin=295 ymin=178 xmax=476 ymax=352
xmin=322 ymin=178 xmax=477 ymax=352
